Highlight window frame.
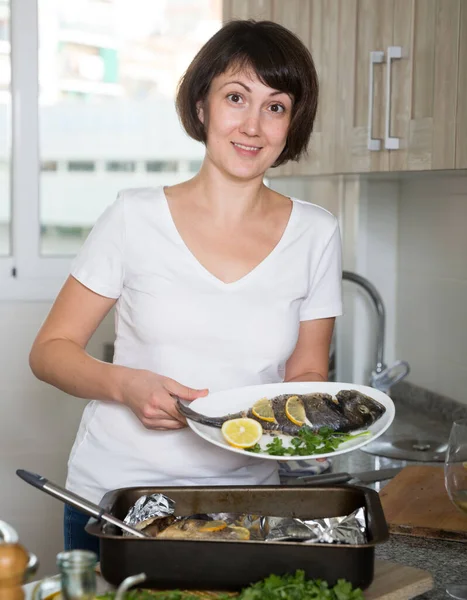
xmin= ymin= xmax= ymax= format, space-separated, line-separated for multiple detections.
xmin=1 ymin=0 xmax=70 ymax=300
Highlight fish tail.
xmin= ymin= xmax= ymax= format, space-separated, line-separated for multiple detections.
xmin=176 ymin=399 xmax=226 ymax=428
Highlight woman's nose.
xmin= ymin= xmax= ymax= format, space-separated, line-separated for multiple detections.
xmin=239 ymin=110 xmax=261 ymax=136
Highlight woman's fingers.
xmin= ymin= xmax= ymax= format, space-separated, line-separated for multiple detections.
xmin=146 ymin=419 xmax=187 ymax=431
xmin=164 ymin=378 xmax=209 ymax=402
xmin=141 ymin=391 xmax=191 ymax=427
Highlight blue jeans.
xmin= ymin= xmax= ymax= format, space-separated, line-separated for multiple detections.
xmin=63 ymin=504 xmax=100 ymax=556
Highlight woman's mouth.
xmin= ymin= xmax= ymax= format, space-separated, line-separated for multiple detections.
xmin=231 ymin=142 xmax=262 ymax=156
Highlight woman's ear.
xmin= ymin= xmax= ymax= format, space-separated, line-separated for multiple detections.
xmin=196 ymin=101 xmax=204 ymax=124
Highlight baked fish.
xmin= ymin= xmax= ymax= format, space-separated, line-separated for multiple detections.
xmin=155 ymin=519 xmax=250 ymax=540
xmin=176 ymin=390 xmax=385 ymax=435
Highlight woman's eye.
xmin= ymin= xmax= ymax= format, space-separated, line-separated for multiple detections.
xmin=269 ymin=104 xmax=285 ymax=113
xmin=227 ymin=93 xmax=243 ymax=103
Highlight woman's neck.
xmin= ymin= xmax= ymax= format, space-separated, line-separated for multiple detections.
xmin=185 ymin=162 xmax=270 ymax=225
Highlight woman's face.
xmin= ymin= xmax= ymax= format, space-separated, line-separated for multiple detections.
xmin=198 ymin=67 xmax=293 ymax=180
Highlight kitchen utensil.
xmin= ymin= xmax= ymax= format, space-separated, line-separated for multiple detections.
xmin=180 ymin=381 xmax=395 ymax=461
xmin=291 ymin=466 xmax=403 ymax=486
xmin=15 ymin=470 xmax=148 ymax=539
xmin=444 ymin=419 xmax=467 ymax=599
xmin=380 ymin=465 xmax=467 ymax=541
xmin=0 ymin=521 xmax=39 ymax=583
xmin=85 ymin=483 xmax=389 ymax=590
xmin=0 ymin=542 xmax=30 ymax=600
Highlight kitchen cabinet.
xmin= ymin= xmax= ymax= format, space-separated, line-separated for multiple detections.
xmin=223 ymin=0 xmax=340 ymax=177
xmin=335 ymin=0 xmax=394 ymax=174
xmin=335 ymin=0 xmax=463 ymax=173
xmin=223 ymin=0 xmax=467 ymax=175
xmin=387 ymin=0 xmax=462 ymax=172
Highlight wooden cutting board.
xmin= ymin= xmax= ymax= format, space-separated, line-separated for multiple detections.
xmin=380 ymin=465 xmax=467 ymax=541
xmin=93 ymin=559 xmax=433 ymax=599
xmin=365 ymin=560 xmax=432 ymax=600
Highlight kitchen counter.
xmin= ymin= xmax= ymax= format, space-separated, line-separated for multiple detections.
xmin=328 ymin=396 xmax=465 ymax=600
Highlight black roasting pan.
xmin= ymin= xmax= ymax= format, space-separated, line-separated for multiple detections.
xmin=85 ymin=484 xmax=389 ymax=591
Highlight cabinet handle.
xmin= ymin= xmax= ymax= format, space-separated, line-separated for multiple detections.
xmin=385 ymin=46 xmax=402 ymax=150
xmin=368 ymin=51 xmax=384 ymax=151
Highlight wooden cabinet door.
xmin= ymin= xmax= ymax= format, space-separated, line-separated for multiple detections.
xmin=457 ymin=1 xmax=467 ymax=168
xmin=335 ymin=0 xmax=394 ymax=174
xmin=389 ymin=0 xmax=461 ymax=171
xmin=223 ymin=0 xmax=272 ymax=21
xmin=269 ymin=0 xmax=340 ymax=178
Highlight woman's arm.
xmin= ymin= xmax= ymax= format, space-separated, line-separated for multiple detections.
xmin=30 ymin=276 xmax=122 ymax=400
xmin=29 ymin=276 xmax=207 ymax=429
xmin=284 ymin=317 xmax=335 ymax=382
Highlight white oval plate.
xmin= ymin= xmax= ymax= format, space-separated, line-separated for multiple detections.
xmin=186 ymin=381 xmax=395 ymax=461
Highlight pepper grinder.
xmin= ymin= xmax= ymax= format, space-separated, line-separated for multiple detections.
xmin=0 ymin=543 xmax=29 ymax=600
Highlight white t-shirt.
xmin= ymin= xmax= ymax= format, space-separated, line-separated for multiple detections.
xmin=66 ymin=186 xmax=343 ymax=503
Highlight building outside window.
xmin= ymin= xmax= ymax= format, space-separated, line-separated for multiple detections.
xmin=1 ymin=0 xmax=221 ymax=297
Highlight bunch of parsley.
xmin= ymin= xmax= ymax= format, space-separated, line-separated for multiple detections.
xmin=97 ymin=571 xmax=364 ymax=600
xmin=235 ymin=571 xmax=364 ymax=600
xmin=246 ymin=426 xmax=370 ymax=456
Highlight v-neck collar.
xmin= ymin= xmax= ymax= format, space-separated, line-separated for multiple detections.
xmin=160 ymin=186 xmax=297 ymax=289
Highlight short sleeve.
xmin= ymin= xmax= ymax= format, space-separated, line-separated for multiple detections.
xmin=300 ymin=221 xmax=343 ymax=321
xmin=70 ymin=192 xmax=125 ymax=298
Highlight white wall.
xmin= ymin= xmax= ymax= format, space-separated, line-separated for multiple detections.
xmin=347 ymin=178 xmax=399 ymax=385
xmin=0 ymin=302 xmax=114 ymax=576
xmin=396 ymin=172 xmax=467 ymax=404
xmin=271 ymin=170 xmax=467 ymax=406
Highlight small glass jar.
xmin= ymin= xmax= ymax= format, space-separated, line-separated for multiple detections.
xmin=56 ymin=551 xmax=97 ymax=600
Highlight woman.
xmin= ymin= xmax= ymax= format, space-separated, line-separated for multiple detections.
xmin=29 ymin=19 xmax=343 ymax=552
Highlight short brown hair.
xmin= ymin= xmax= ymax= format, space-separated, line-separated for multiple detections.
xmin=176 ymin=20 xmax=319 ymax=168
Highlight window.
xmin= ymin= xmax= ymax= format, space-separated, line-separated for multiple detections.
xmin=0 ymin=0 xmax=10 ymax=258
xmin=146 ymin=160 xmax=178 ymax=173
xmin=2 ymin=0 xmax=220 ymax=298
xmin=189 ymin=160 xmax=203 ymax=172
xmin=67 ymin=161 xmax=95 ymax=172
xmin=106 ymin=161 xmax=135 ymax=172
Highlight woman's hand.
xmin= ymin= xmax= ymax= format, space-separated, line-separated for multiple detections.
xmin=120 ymin=369 xmax=208 ymax=430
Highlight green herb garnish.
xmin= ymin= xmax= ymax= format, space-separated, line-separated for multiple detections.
xmin=97 ymin=571 xmax=364 ymax=600
xmin=246 ymin=427 xmax=370 ymax=457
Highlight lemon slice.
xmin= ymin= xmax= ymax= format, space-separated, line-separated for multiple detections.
xmin=228 ymin=526 xmax=251 ymax=540
xmin=285 ymin=395 xmax=306 ymax=426
xmin=252 ymin=397 xmax=276 ymax=422
xmin=198 ymin=520 xmax=227 ymax=532
xmin=221 ymin=418 xmax=263 ymax=449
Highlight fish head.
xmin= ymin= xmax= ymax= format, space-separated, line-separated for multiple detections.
xmin=337 ymin=389 xmax=386 ymax=428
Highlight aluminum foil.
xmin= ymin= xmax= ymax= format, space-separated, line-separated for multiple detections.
xmin=122 ymin=496 xmax=367 ymax=545
xmin=123 ymin=494 xmax=176 ymax=532
xmin=204 ymin=508 xmax=367 ymax=544
xmin=263 ymin=507 xmax=367 ymax=544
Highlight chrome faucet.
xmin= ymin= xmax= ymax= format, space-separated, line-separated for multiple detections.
xmin=341 ymin=271 xmax=410 ymax=393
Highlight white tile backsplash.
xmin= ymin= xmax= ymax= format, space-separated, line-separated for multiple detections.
xmin=0 ymin=302 xmax=114 ymax=576
xmin=397 ymin=171 xmax=467 ymax=404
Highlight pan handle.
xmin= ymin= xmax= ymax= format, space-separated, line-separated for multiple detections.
xmin=16 ymin=470 xmax=148 ymax=539
xmin=292 ymin=472 xmax=353 ymax=486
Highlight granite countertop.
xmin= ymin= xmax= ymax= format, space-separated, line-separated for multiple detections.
xmin=327 ymin=383 xmax=467 ymax=600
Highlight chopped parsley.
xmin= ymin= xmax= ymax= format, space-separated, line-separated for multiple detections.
xmin=246 ymin=426 xmax=370 ymax=456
